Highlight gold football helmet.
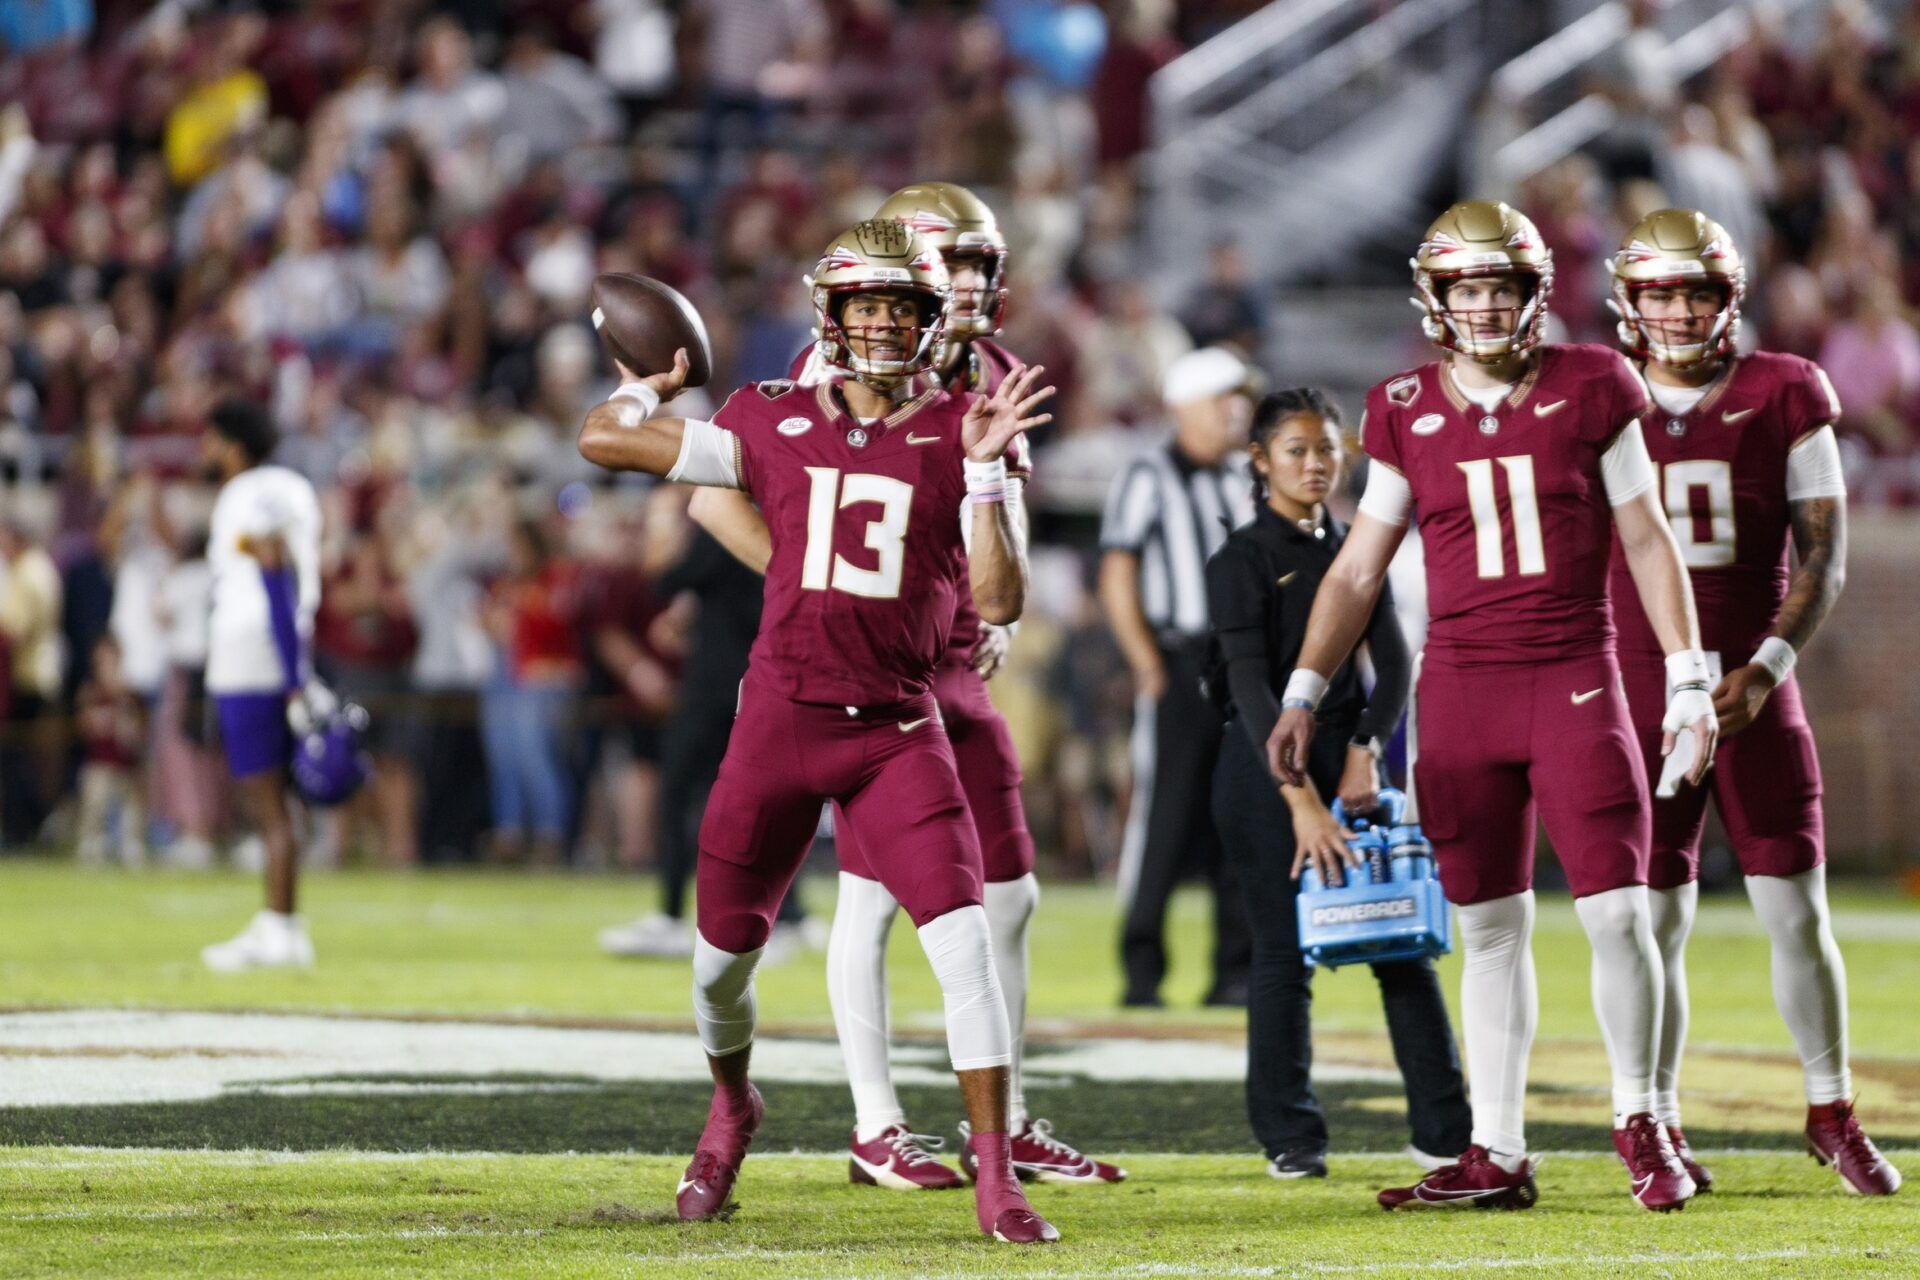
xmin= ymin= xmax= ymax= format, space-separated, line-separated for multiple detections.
xmin=1410 ymin=200 xmax=1555 ymax=361
xmin=1608 ymin=208 xmax=1746 ymax=367
xmin=876 ymin=181 xmax=1009 ymax=336
xmin=805 ymin=219 xmax=952 ymax=389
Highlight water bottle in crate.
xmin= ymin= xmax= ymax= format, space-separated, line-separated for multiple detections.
xmin=1296 ymin=788 xmax=1452 ymax=969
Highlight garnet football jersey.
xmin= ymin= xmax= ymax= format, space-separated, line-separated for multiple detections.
xmin=1610 ymin=353 xmax=1841 ymax=660
xmin=1360 ymin=343 xmax=1649 ymax=663
xmin=713 ymin=378 xmax=979 ymax=705
xmin=783 ymin=339 xmax=1032 ymax=664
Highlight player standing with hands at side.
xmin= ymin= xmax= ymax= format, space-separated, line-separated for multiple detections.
xmin=1607 ymin=208 xmax=1899 ymax=1196
xmin=578 ymin=221 xmax=1064 ymax=1243
xmin=1269 ymin=201 xmax=1717 ymax=1212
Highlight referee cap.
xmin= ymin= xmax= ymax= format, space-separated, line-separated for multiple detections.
xmin=1162 ymin=347 xmax=1262 ymax=406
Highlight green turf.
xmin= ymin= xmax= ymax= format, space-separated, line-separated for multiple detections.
xmin=1 ymin=861 xmax=1916 ymax=1055
xmin=3 ymin=1149 xmax=1916 ymax=1279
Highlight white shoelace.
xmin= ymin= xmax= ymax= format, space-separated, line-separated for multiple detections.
xmin=886 ymin=1129 xmax=947 ymax=1166
xmin=1022 ymin=1119 xmax=1085 ymax=1162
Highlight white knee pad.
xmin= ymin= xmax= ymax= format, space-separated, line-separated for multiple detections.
xmin=692 ymin=932 xmax=763 ymax=1058
xmin=916 ymin=904 xmax=1011 ymax=1071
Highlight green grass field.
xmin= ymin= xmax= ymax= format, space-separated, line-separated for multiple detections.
xmin=1 ymin=860 xmax=1916 ymax=1277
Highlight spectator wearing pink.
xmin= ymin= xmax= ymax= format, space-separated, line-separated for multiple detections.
xmin=1818 ymin=280 xmax=1920 ymax=454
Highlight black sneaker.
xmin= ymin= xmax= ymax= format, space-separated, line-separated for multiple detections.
xmin=1120 ymin=990 xmax=1164 ymax=1009
xmin=1267 ymin=1149 xmax=1328 ymax=1179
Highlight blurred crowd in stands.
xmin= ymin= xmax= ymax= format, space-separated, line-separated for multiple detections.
xmin=1 ymin=0 xmax=1918 ymax=873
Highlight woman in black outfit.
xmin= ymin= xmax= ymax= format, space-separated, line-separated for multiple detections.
xmin=1206 ymin=388 xmax=1471 ymax=1179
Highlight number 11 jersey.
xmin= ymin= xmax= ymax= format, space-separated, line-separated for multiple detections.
xmin=712 ymin=377 xmax=979 ymax=705
xmin=1359 ymin=343 xmax=1650 ymax=663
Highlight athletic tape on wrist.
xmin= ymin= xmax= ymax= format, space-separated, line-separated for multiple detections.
xmin=965 ymin=457 xmax=1008 ymax=505
xmin=610 ymin=382 xmax=661 ymax=417
xmin=1753 ymin=636 xmax=1797 ymax=685
xmin=1665 ymin=648 xmax=1711 ymax=690
xmin=1282 ymin=668 xmax=1329 ymax=711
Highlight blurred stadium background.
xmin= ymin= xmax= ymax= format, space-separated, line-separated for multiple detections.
xmin=3 ymin=0 xmax=1920 ymax=890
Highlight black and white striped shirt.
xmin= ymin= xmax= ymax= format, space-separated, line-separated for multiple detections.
xmin=1100 ymin=444 xmax=1254 ymax=640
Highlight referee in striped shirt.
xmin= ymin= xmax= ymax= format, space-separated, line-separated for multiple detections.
xmin=1099 ymin=347 xmax=1259 ymax=1007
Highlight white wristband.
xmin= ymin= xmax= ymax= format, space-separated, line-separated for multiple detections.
xmin=1665 ymin=647 xmax=1712 ymax=690
xmin=610 ymin=382 xmax=662 ymax=418
xmin=1753 ymin=636 xmax=1797 ymax=685
xmin=1282 ymin=668 xmax=1329 ymax=710
xmin=964 ymin=457 xmax=1008 ymax=505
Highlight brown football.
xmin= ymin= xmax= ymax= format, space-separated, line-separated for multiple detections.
xmin=590 ymin=273 xmax=713 ymax=388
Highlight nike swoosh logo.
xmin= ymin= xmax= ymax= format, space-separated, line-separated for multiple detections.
xmin=1722 ymin=408 xmax=1756 ymax=423
xmin=899 ymin=717 xmax=931 ymax=732
xmin=1415 ymin=1185 xmax=1509 ymax=1202
xmin=1571 ymin=688 xmax=1604 ymax=706
xmin=1277 ymin=571 xmax=1298 ymax=586
xmin=1632 ymin=1173 xmax=1655 ymax=1196
xmin=906 ymin=433 xmax=941 ymax=444
xmin=1533 ymin=400 xmax=1567 ymax=416
xmin=677 ymin=1178 xmax=700 ymax=1196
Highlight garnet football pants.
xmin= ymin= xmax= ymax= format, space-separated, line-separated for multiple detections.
xmin=834 ymin=656 xmax=1035 ymax=885
xmin=1618 ymin=650 xmax=1824 ymax=887
xmin=696 ymin=670 xmax=983 ymax=954
xmin=1411 ymin=652 xmax=1650 ymax=904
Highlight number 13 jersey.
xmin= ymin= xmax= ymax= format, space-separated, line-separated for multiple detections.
xmin=1360 ymin=343 xmax=1650 ymax=663
xmin=712 ymin=378 xmax=980 ymax=705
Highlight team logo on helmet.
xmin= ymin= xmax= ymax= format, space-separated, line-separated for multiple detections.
xmin=818 ymin=245 xmax=867 ymax=273
xmin=899 ymin=211 xmax=957 ymax=235
xmin=1420 ymin=232 xmax=1467 ymax=258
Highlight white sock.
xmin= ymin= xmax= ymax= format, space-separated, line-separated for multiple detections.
xmin=1574 ymin=885 xmax=1664 ymax=1126
xmin=691 ymin=932 xmax=763 ymax=1058
xmin=916 ymin=904 xmax=1011 ymax=1071
xmin=1746 ymin=866 xmax=1851 ymax=1105
xmin=983 ymin=874 xmax=1039 ymax=1129
xmin=1456 ymin=891 xmax=1537 ymax=1171
xmin=1648 ymin=882 xmax=1698 ymax=1127
xmin=826 ymin=872 xmax=906 ymax=1139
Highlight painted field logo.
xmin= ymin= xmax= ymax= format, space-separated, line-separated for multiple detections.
xmin=1311 ymin=898 xmax=1417 ymax=927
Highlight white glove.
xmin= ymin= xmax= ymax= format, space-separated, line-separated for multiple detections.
xmin=1656 ymin=651 xmax=1715 ymax=798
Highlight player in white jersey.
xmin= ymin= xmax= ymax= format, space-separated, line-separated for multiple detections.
xmin=198 ymin=400 xmax=325 ymax=972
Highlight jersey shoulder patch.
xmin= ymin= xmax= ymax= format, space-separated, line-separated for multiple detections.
xmin=756 ymin=380 xmax=796 ymax=400
xmin=1385 ymin=373 xmax=1421 ymax=407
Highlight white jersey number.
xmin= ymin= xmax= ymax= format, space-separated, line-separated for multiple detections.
xmin=1661 ymin=459 xmax=1736 ymax=567
xmin=801 ymin=467 xmax=915 ymax=599
xmin=1457 ymin=455 xmax=1547 ymax=578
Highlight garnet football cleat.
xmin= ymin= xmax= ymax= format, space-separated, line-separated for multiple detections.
xmin=1614 ymin=1112 xmax=1696 ymax=1211
xmin=966 ymin=1130 xmax=1061 ymax=1244
xmin=1665 ymin=1124 xmax=1713 ymax=1193
xmin=848 ymin=1125 xmax=965 ymax=1190
xmin=1806 ymin=1099 xmax=1903 ymax=1196
xmin=1377 ymin=1145 xmax=1538 ymax=1211
xmin=959 ymin=1119 xmax=1127 ymax=1185
xmin=675 ymin=1083 xmax=765 ymax=1222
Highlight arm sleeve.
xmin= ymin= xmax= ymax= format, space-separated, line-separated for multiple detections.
xmin=1355 ymin=577 xmax=1410 ymax=743
xmin=1207 ymin=546 xmax=1281 ymax=754
xmin=1356 ymin=461 xmax=1414 ymax=526
xmin=1099 ymin=460 xmax=1158 ymax=552
xmin=665 ymin=418 xmax=744 ymax=489
xmin=261 ymin=565 xmax=303 ymax=692
xmin=1601 ymin=419 xmax=1657 ymax=506
xmin=1785 ymin=425 xmax=1846 ymax=500
xmin=709 ymin=390 xmax=759 ymax=493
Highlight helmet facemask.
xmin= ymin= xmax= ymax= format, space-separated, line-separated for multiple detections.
xmin=944 ymin=246 xmax=1008 ymax=338
xmin=1611 ymin=277 xmax=1743 ymax=369
xmin=1415 ymin=266 xmax=1552 ymax=362
xmin=815 ymin=286 xmax=949 ymax=392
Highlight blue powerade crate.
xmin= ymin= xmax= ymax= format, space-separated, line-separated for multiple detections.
xmin=1296 ymin=788 xmax=1452 ymax=970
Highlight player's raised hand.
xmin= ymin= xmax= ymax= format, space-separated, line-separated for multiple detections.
xmin=962 ymin=363 xmax=1055 ymax=462
xmin=1269 ymin=706 xmax=1315 ymax=788
xmin=620 ymin=347 xmax=691 ymax=403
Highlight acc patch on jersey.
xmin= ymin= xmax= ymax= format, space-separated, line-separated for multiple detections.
xmin=776 ymin=416 xmax=812 ymax=436
xmin=1386 ymin=375 xmax=1421 ymax=407
xmin=757 ymin=380 xmax=796 ymax=400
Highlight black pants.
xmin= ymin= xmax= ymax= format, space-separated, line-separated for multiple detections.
xmin=1119 ymin=639 xmax=1252 ymax=1002
xmin=410 ymin=691 xmax=491 ymax=864
xmin=1211 ymin=717 xmax=1471 ymax=1159
xmin=656 ymin=693 xmax=804 ymax=925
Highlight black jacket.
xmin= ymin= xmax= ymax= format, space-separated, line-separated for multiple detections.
xmin=1204 ymin=504 xmax=1410 ymax=756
